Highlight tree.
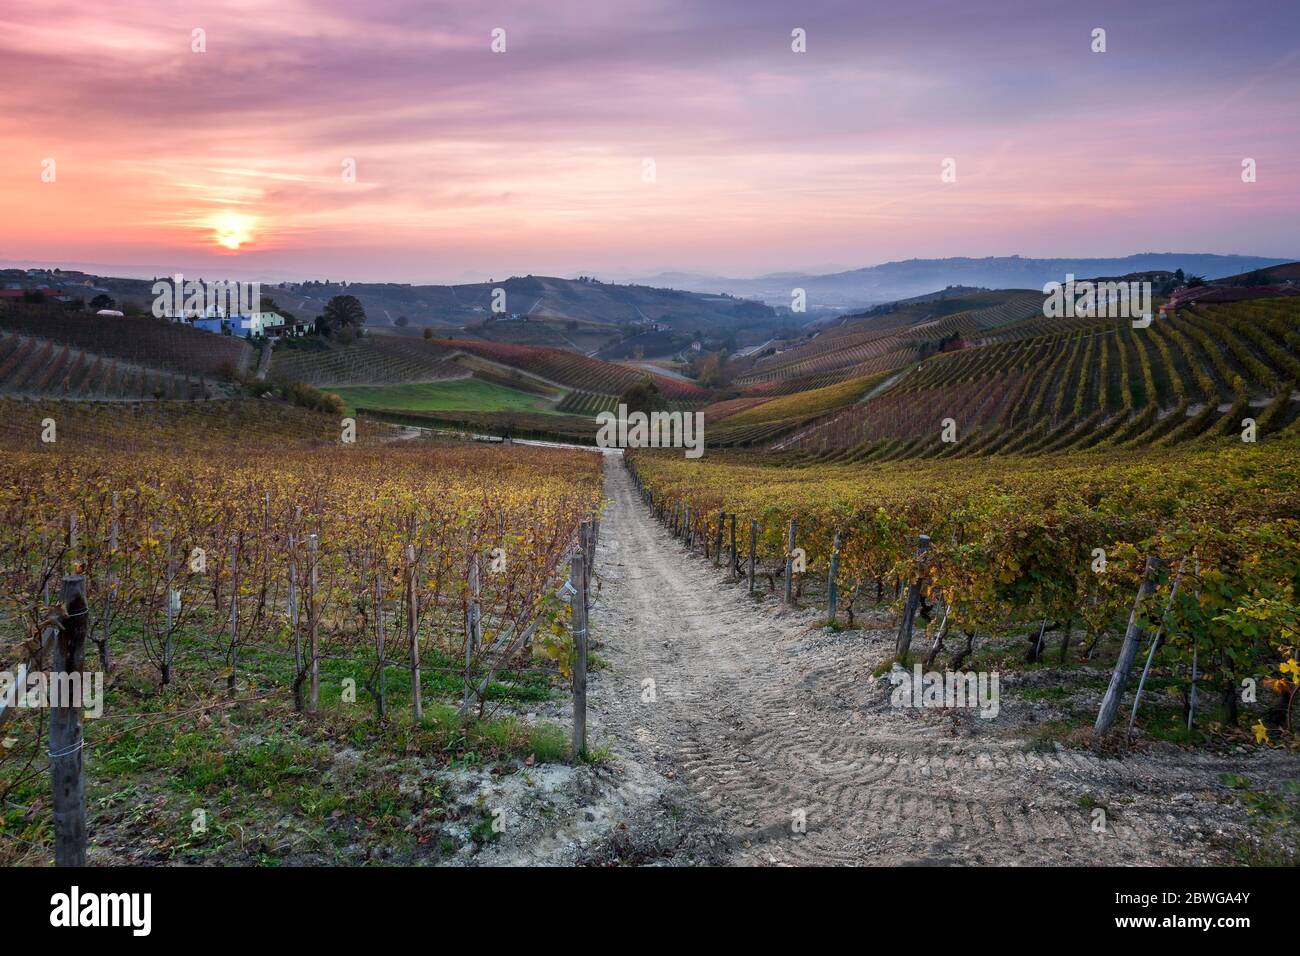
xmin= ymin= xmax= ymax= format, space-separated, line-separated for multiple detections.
xmin=687 ymin=348 xmax=732 ymax=388
xmin=90 ymin=293 xmax=115 ymax=309
xmin=320 ymin=295 xmax=366 ymax=337
xmin=423 ymin=327 xmax=433 ymax=340
xmin=619 ymin=378 xmax=667 ymax=414
xmin=395 ymin=315 xmax=409 ymax=328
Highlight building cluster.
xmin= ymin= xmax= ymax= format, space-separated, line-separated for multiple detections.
xmin=162 ymin=305 xmax=311 ymax=339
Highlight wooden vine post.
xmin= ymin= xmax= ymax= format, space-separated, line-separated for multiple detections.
xmin=1095 ymin=555 xmax=1164 ymax=736
xmin=406 ymin=542 xmax=422 ymax=722
xmin=99 ymin=493 xmax=119 ymax=672
xmin=895 ymin=534 xmax=930 ymax=663
xmin=308 ymin=533 xmax=320 ymax=711
xmin=570 ymin=548 xmax=588 ymax=760
xmin=163 ymin=551 xmax=176 ymax=685
xmin=827 ymin=531 xmax=842 ymax=623
xmin=729 ymin=514 xmax=737 ymax=580
xmin=463 ymin=546 xmax=482 ymax=712
xmin=784 ymin=519 xmax=797 ymax=605
xmin=748 ymin=520 xmax=758 ymax=593
xmin=51 ymin=575 xmax=88 ymax=867
xmin=584 ymin=515 xmax=596 ymax=587
xmin=374 ymin=568 xmax=387 ymax=721
xmin=288 ymin=530 xmax=301 ymax=711
xmin=227 ymin=532 xmax=239 ymax=695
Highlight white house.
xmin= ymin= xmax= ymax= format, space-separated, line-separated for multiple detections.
xmin=228 ymin=311 xmax=286 ymax=339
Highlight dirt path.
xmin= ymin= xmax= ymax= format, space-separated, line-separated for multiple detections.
xmin=574 ymin=455 xmax=1298 ymax=866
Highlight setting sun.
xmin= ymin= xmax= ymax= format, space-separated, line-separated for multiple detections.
xmin=211 ymin=211 xmax=255 ymax=250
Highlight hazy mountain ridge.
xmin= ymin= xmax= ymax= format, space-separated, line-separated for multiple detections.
xmin=632 ymin=253 xmax=1294 ymax=311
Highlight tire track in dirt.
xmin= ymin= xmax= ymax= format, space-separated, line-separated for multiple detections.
xmin=584 ymin=456 xmax=1299 ymax=866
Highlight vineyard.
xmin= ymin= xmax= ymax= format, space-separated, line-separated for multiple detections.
xmin=0 ymin=303 xmax=251 ymax=380
xmin=555 ymin=390 xmax=700 ymax=416
xmin=626 ymin=435 xmax=1300 ymax=747
xmin=429 ymin=337 xmax=710 ymax=401
xmin=0 ymin=411 xmax=603 ymax=864
xmin=268 ymin=339 xmax=467 ymax=387
xmin=732 ymin=290 xmax=1044 ymax=391
xmin=358 ymin=406 xmax=603 ymax=444
xmin=704 ymin=373 xmax=890 ymax=447
xmin=0 ymin=398 xmax=397 ymax=451
xmin=0 ymin=332 xmax=213 ymax=400
xmin=738 ymin=300 xmax=1300 ymax=458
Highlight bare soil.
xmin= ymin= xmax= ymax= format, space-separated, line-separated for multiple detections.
xmin=484 ymin=455 xmax=1299 ymax=866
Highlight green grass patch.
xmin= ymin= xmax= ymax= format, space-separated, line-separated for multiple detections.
xmin=333 ymin=378 xmax=553 ymax=416
xmin=2 ymin=613 xmax=574 ymax=865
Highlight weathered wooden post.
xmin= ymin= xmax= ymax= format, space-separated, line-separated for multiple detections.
xmin=288 ymin=531 xmax=302 ymax=711
xmin=462 ymin=547 xmax=482 ymax=713
xmin=51 ymin=575 xmax=87 ymax=867
xmin=895 ymin=534 xmax=930 ymax=663
xmin=728 ymin=512 xmax=738 ymax=580
xmin=584 ymin=515 xmax=596 ymax=586
xmin=570 ymin=550 xmax=588 ymax=760
xmin=227 ymin=532 xmax=239 ymax=695
xmin=100 ymin=494 xmax=119 ymax=673
xmin=784 ymin=519 xmax=797 ymax=605
xmin=1187 ymin=554 xmax=1201 ymax=733
xmin=308 ymin=533 xmax=320 ymax=711
xmin=1095 ymin=555 xmax=1164 ymax=736
xmin=714 ymin=510 xmax=724 ymax=567
xmin=374 ymin=570 xmax=386 ymax=721
xmin=406 ymin=542 xmax=422 ymax=721
xmin=162 ymin=551 xmax=176 ymax=686
xmin=827 ymin=531 xmax=842 ymax=623
xmin=1129 ymin=557 xmax=1185 ymax=739
xmin=748 ymin=520 xmax=758 ymax=593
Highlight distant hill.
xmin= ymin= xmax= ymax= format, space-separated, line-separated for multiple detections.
xmin=272 ymin=275 xmax=783 ymax=347
xmin=1214 ymin=261 xmax=1300 ymax=286
xmin=633 ymin=254 xmax=1294 ymax=311
xmin=0 ymin=268 xmax=786 ymax=358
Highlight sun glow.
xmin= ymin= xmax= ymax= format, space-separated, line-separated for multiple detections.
xmin=210 ymin=211 xmax=256 ymax=250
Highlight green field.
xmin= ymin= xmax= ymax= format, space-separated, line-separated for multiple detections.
xmin=332 ymin=378 xmax=554 ymax=415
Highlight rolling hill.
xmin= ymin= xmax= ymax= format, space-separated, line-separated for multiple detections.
xmin=272 ymin=274 xmax=785 ymax=348
xmin=724 ymin=296 xmax=1300 ymax=458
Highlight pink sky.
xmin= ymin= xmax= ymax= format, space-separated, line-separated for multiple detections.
xmin=1 ymin=0 xmax=1297 ymax=282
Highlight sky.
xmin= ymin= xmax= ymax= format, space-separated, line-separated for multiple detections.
xmin=1 ymin=0 xmax=1298 ymax=283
